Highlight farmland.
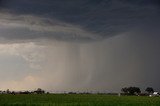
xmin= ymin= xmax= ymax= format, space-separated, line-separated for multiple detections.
xmin=0 ymin=94 xmax=160 ymax=106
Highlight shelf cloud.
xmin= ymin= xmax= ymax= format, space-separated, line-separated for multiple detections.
xmin=0 ymin=0 xmax=160 ymax=42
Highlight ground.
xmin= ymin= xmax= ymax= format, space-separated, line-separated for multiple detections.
xmin=0 ymin=94 xmax=160 ymax=106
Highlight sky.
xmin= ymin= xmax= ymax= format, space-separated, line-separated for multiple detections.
xmin=0 ymin=0 xmax=160 ymax=92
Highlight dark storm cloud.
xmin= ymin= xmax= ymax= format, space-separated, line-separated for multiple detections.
xmin=0 ymin=0 xmax=160 ymax=41
xmin=0 ymin=0 xmax=160 ymax=92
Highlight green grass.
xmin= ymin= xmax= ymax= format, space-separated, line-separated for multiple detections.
xmin=0 ymin=94 xmax=160 ymax=106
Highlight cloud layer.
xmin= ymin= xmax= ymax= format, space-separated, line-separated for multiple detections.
xmin=0 ymin=0 xmax=160 ymax=42
xmin=0 ymin=0 xmax=160 ymax=92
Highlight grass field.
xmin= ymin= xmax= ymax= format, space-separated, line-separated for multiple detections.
xmin=0 ymin=94 xmax=160 ymax=106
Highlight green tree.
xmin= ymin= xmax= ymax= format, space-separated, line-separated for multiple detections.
xmin=34 ymin=88 xmax=45 ymax=94
xmin=121 ymin=87 xmax=141 ymax=95
xmin=145 ymin=87 xmax=154 ymax=94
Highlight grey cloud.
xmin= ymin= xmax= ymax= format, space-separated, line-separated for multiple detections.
xmin=0 ymin=12 xmax=101 ymax=42
xmin=0 ymin=0 xmax=160 ymax=92
xmin=0 ymin=0 xmax=160 ymax=41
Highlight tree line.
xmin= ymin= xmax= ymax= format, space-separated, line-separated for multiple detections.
xmin=121 ymin=87 xmax=155 ymax=95
xmin=0 ymin=88 xmax=46 ymax=94
xmin=0 ymin=87 xmax=157 ymax=95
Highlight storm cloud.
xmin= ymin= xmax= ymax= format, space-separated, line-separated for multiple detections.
xmin=0 ymin=0 xmax=160 ymax=92
xmin=0 ymin=0 xmax=160 ymax=41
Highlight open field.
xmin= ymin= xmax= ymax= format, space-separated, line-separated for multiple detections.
xmin=0 ymin=94 xmax=160 ymax=106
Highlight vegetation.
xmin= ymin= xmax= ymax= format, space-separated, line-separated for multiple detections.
xmin=145 ymin=87 xmax=154 ymax=94
xmin=0 ymin=87 xmax=159 ymax=105
xmin=121 ymin=87 xmax=141 ymax=95
xmin=0 ymin=94 xmax=160 ymax=106
xmin=0 ymin=88 xmax=45 ymax=94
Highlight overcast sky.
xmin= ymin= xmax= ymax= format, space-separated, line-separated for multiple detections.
xmin=0 ymin=0 xmax=160 ymax=92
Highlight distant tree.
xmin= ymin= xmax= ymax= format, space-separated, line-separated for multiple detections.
xmin=6 ymin=89 xmax=10 ymax=94
xmin=34 ymin=88 xmax=45 ymax=94
xmin=145 ymin=87 xmax=154 ymax=94
xmin=20 ymin=91 xmax=30 ymax=94
xmin=121 ymin=87 xmax=141 ymax=95
xmin=121 ymin=87 xmax=128 ymax=94
xmin=68 ymin=92 xmax=77 ymax=94
xmin=11 ymin=91 xmax=16 ymax=95
xmin=128 ymin=87 xmax=141 ymax=95
xmin=46 ymin=92 xmax=50 ymax=94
